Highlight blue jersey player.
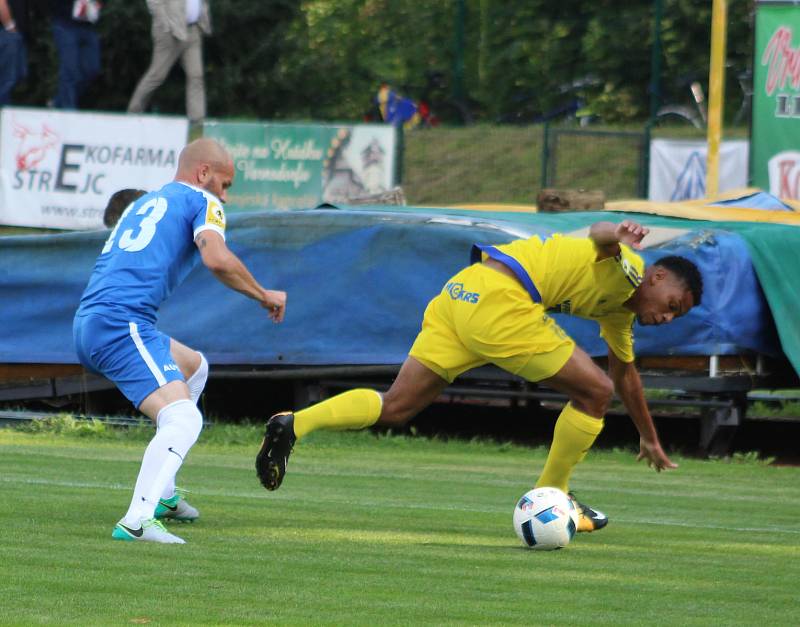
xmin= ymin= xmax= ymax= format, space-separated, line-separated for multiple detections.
xmin=74 ymin=138 xmax=286 ymax=544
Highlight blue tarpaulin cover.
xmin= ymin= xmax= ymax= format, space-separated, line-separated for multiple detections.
xmin=710 ymin=191 xmax=794 ymax=212
xmin=0 ymin=208 xmax=782 ymax=368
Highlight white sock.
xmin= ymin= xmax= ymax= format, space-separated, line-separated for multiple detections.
xmin=161 ymin=477 xmax=176 ymax=501
xmin=157 ymin=415 xmax=178 ymax=501
xmin=123 ymin=399 xmax=203 ymax=526
xmin=186 ymin=353 xmax=208 ymax=405
xmin=159 ymin=354 xmax=206 ymax=501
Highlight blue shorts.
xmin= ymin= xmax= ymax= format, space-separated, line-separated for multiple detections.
xmin=73 ymin=313 xmax=185 ymax=408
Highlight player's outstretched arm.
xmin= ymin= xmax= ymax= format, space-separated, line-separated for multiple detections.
xmin=589 ymin=220 xmax=650 ymax=260
xmin=607 ymin=350 xmax=677 ymax=472
xmin=196 ymin=231 xmax=286 ymax=323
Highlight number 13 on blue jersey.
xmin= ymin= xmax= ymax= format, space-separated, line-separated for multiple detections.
xmin=102 ymin=197 xmax=168 ymax=254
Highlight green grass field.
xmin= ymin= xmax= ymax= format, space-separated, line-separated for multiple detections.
xmin=1 ymin=422 xmax=798 ymax=625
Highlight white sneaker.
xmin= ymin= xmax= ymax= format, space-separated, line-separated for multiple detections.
xmin=112 ymin=517 xmax=186 ymax=544
xmin=155 ymin=492 xmax=199 ymax=522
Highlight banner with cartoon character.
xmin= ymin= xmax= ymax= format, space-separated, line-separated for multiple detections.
xmin=0 ymin=107 xmax=188 ymax=229
xmin=752 ymin=2 xmax=800 ymax=198
xmin=202 ymin=121 xmax=397 ymax=212
xmin=648 ymin=139 xmax=749 ymax=201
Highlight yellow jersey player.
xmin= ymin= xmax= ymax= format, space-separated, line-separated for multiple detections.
xmin=256 ymin=220 xmax=703 ymax=532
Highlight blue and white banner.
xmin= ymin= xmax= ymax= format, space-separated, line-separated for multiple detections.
xmin=648 ymin=139 xmax=749 ymax=201
xmin=0 ymin=107 xmax=188 ymax=230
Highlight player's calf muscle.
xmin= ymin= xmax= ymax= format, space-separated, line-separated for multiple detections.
xmin=376 ymin=396 xmax=416 ymax=426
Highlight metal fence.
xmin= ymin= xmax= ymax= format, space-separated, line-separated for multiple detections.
xmin=541 ymin=125 xmax=650 ymax=200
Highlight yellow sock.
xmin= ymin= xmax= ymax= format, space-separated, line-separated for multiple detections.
xmin=293 ymin=388 xmax=383 ymax=440
xmin=535 ymin=403 xmax=604 ymax=493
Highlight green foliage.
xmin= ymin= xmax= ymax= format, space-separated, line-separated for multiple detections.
xmin=10 ymin=1 xmax=756 ymax=124
xmin=15 ymin=413 xmax=152 ymax=440
xmin=750 ymin=400 xmax=800 ymax=419
xmin=717 ymin=451 xmax=777 ymax=466
xmin=12 ymin=1 xmax=302 ymax=117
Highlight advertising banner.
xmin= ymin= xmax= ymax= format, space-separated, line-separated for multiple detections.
xmin=649 ymin=139 xmax=749 ymax=201
xmin=752 ymin=2 xmax=800 ymax=198
xmin=0 ymin=108 xmax=188 ymax=229
xmin=202 ymin=121 xmax=397 ymax=212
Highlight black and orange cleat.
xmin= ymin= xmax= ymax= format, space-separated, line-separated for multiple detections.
xmin=255 ymin=412 xmax=297 ymax=491
xmin=568 ymin=492 xmax=609 ymax=532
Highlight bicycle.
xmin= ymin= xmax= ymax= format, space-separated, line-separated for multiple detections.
xmin=654 ymin=66 xmax=752 ymax=128
xmin=654 ymin=79 xmax=707 ymax=128
xmin=496 ymin=75 xmax=601 ymax=127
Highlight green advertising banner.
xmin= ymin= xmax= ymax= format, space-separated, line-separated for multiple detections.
xmin=752 ymin=1 xmax=800 ymax=198
xmin=202 ymin=121 xmax=397 ymax=212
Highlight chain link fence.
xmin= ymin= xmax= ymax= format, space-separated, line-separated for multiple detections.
xmin=542 ymin=126 xmax=649 ymax=199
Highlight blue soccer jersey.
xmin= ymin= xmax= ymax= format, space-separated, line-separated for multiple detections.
xmin=77 ymin=181 xmax=226 ymax=323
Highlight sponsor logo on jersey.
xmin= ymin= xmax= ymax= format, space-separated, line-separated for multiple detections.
xmin=445 ymin=282 xmax=480 ymax=304
xmin=547 ymin=300 xmax=572 ymax=315
xmin=163 ymin=363 xmax=179 ymax=372
xmin=206 ymin=201 xmax=226 ymax=229
xmin=620 ymin=257 xmax=643 ymax=288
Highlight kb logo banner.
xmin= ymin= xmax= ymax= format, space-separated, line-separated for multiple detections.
xmin=0 ymin=107 xmax=189 ymax=230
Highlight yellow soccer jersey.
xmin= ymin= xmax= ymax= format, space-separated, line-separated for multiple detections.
xmin=485 ymin=234 xmax=645 ymax=362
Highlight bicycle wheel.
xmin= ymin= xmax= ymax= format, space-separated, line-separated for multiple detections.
xmin=654 ymin=106 xmax=704 ymax=129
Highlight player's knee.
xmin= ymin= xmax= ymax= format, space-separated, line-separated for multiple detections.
xmin=572 ymin=374 xmax=613 ymax=417
xmin=187 ymin=352 xmax=208 ymax=404
xmin=179 ymin=400 xmax=203 ymax=442
xmin=157 ymin=399 xmax=203 ymax=454
xmin=589 ymin=375 xmax=614 ymax=414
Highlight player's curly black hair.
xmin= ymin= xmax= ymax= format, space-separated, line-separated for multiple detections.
xmin=654 ymin=255 xmax=703 ymax=306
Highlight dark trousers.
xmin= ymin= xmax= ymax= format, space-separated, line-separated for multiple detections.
xmin=51 ymin=18 xmax=100 ymax=109
xmin=0 ymin=30 xmax=27 ymax=105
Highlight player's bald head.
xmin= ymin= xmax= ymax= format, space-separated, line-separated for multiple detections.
xmin=175 ymin=138 xmax=235 ymax=202
xmin=177 ymin=138 xmax=232 ymax=173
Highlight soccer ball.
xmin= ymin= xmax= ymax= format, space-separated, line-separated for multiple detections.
xmin=513 ymin=487 xmax=578 ymax=550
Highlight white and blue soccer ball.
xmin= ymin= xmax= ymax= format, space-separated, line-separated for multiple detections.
xmin=513 ymin=487 xmax=578 ymax=550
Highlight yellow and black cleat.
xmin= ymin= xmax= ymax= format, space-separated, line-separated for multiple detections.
xmin=568 ymin=492 xmax=609 ymax=532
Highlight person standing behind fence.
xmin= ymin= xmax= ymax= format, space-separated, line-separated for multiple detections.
xmin=0 ymin=0 xmax=31 ymax=106
xmin=48 ymin=0 xmax=101 ymax=109
xmin=127 ymin=0 xmax=211 ymax=123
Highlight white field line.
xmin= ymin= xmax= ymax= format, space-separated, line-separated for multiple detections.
xmin=2 ymin=474 xmax=799 ymax=536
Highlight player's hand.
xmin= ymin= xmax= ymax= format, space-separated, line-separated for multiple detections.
xmin=637 ymin=437 xmax=678 ymax=472
xmin=615 ymin=220 xmax=650 ymax=250
xmin=261 ymin=290 xmax=286 ymax=323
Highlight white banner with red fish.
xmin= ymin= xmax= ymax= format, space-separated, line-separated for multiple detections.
xmin=0 ymin=107 xmax=188 ymax=229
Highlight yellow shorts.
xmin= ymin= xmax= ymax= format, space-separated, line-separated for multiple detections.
xmin=409 ymin=263 xmax=575 ymax=383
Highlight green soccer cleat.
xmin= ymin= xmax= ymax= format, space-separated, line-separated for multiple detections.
xmin=255 ymin=412 xmax=296 ymax=491
xmin=112 ymin=517 xmax=186 ymax=544
xmin=568 ymin=492 xmax=609 ymax=532
xmin=155 ymin=490 xmax=200 ymax=523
